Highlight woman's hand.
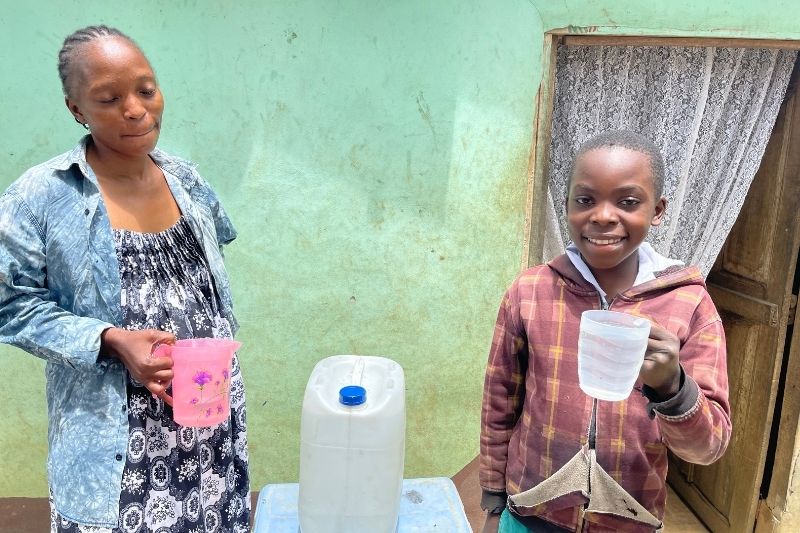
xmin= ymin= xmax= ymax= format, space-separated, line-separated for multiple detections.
xmin=101 ymin=327 xmax=176 ymax=403
xmin=639 ymin=322 xmax=681 ymax=399
xmin=481 ymin=511 xmax=500 ymax=533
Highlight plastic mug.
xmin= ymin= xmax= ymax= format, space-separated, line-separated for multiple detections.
xmin=578 ymin=310 xmax=651 ymax=401
xmin=153 ymin=338 xmax=242 ymax=427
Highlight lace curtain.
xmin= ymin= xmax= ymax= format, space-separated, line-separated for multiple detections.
xmin=543 ymin=45 xmax=797 ymax=276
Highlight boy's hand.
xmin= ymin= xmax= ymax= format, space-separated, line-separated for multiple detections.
xmin=639 ymin=322 xmax=681 ymax=399
xmin=481 ymin=512 xmax=500 ymax=533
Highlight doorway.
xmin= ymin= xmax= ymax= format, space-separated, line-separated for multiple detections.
xmin=452 ymin=34 xmax=800 ymax=533
xmin=667 ymin=58 xmax=800 ymax=533
xmin=524 ymin=35 xmax=800 ymax=532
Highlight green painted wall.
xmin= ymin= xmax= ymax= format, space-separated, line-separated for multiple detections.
xmin=1 ymin=0 xmax=798 ymax=498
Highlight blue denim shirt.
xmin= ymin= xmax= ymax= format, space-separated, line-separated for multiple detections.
xmin=0 ymin=136 xmax=238 ymax=527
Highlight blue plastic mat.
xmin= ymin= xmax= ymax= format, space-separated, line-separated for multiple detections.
xmin=253 ymin=477 xmax=473 ymax=532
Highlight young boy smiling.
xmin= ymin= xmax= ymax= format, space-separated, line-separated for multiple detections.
xmin=480 ymin=130 xmax=731 ymax=532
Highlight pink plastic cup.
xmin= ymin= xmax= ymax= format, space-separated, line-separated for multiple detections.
xmin=153 ymin=338 xmax=242 ymax=427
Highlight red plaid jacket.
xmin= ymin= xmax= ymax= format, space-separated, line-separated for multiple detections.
xmin=480 ymin=254 xmax=731 ymax=532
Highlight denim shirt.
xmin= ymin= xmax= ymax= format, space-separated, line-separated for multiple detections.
xmin=0 ymin=136 xmax=238 ymax=527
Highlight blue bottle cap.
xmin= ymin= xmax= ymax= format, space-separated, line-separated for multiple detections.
xmin=339 ymin=385 xmax=366 ymax=406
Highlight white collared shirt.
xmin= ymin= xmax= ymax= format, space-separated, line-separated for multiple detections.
xmin=565 ymin=241 xmax=684 ymax=306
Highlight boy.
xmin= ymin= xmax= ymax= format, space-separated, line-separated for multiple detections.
xmin=480 ymin=130 xmax=731 ymax=532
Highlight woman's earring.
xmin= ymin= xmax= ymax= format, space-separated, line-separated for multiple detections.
xmin=74 ymin=116 xmax=89 ymax=130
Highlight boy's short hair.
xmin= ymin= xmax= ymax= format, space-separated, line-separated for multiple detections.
xmin=570 ymin=130 xmax=666 ymax=199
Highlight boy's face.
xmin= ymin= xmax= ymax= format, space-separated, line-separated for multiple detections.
xmin=566 ymin=147 xmax=666 ymax=273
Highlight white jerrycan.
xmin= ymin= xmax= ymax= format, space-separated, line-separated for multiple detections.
xmin=298 ymin=355 xmax=406 ymax=533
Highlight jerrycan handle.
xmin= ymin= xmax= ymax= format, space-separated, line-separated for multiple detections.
xmin=151 ymin=342 xmax=175 ymax=407
xmin=350 ymin=357 xmax=366 ymax=385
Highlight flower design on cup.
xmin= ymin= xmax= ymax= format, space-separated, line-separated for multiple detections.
xmin=186 ymin=367 xmax=232 ymax=424
xmin=193 ymin=371 xmax=213 ymax=389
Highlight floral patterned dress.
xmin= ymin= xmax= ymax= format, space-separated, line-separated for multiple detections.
xmin=51 ymin=217 xmax=250 ymax=533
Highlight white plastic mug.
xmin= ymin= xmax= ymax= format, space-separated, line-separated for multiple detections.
xmin=578 ymin=310 xmax=651 ymax=401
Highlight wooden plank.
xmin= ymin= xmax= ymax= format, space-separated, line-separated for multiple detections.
xmin=707 ymin=269 xmax=769 ymax=303
xmin=562 ymin=35 xmax=800 ymax=50
xmin=760 ymin=72 xmax=800 ymax=525
xmin=667 ymin=468 xmax=729 ymax=532
xmin=707 ymin=284 xmax=779 ymax=326
xmin=451 ymin=455 xmax=484 ymax=532
xmin=520 ymin=75 xmax=543 ymax=268
xmin=719 ymin=104 xmax=785 ymax=286
xmin=0 ymin=494 xmax=261 ymax=531
xmin=523 ymin=33 xmax=559 ymax=268
xmin=766 ymin=82 xmax=800 ymax=308
xmin=668 ymin=61 xmax=799 ymax=532
xmin=754 ymin=499 xmax=780 ymax=533
xmin=665 ymin=484 xmax=709 ymax=532
xmin=763 ymin=288 xmax=800 ymax=522
xmin=0 ymin=498 xmax=48 ymax=533
xmin=702 ymin=318 xmax=777 ymax=530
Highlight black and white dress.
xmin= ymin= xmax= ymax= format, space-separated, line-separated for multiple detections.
xmin=52 ymin=217 xmax=250 ymax=533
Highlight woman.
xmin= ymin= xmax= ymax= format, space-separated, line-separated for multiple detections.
xmin=0 ymin=26 xmax=249 ymax=531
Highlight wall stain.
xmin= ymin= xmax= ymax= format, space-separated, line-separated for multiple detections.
xmin=415 ymin=91 xmax=438 ymax=146
xmin=489 ymin=145 xmax=530 ymax=218
xmin=349 ymin=143 xmax=366 ymax=169
xmin=600 ymin=8 xmax=618 ymax=25
xmin=286 ymin=30 xmax=298 ymax=44
xmin=551 ymin=24 xmax=600 ymax=33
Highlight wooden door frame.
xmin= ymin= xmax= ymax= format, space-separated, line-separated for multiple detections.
xmin=754 ymin=71 xmax=800 ymax=531
xmin=523 ymin=32 xmax=800 ymax=531
xmin=758 ymin=300 xmax=800 ymax=531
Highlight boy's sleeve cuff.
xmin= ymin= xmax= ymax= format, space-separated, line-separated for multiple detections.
xmin=481 ymin=489 xmax=508 ymax=514
xmin=642 ymin=366 xmax=699 ymax=419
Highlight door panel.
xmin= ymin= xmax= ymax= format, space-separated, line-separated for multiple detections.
xmin=668 ymin=67 xmax=800 ymax=533
xmin=720 ymin=135 xmax=783 ymax=286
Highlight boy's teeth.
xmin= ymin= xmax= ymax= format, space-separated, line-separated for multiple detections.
xmin=587 ymin=237 xmax=621 ymax=245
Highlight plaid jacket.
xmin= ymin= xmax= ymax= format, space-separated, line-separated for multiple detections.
xmin=480 ymin=254 xmax=731 ymax=532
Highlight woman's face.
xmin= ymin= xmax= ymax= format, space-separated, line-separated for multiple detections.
xmin=66 ymin=37 xmax=164 ymax=158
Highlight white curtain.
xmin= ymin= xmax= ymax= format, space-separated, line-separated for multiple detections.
xmin=544 ymin=45 xmax=797 ymax=276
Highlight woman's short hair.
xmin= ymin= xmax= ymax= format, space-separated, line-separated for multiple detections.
xmin=57 ymin=25 xmax=141 ymax=98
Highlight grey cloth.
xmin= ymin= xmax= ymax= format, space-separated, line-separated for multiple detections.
xmin=508 ymin=446 xmax=663 ymax=532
